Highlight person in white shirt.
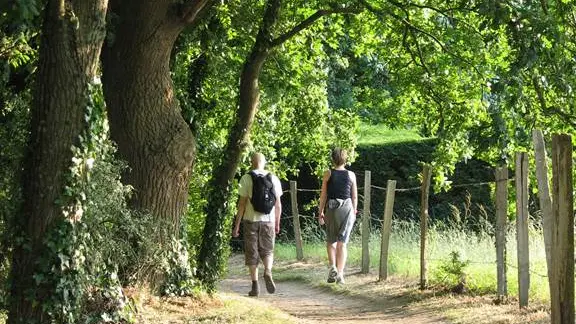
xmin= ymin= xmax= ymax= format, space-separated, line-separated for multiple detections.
xmin=232 ymin=153 xmax=282 ymax=297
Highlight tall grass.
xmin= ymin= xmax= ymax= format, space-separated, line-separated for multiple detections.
xmin=275 ymin=220 xmax=550 ymax=302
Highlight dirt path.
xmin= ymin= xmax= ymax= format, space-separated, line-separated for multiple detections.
xmin=219 ymin=276 xmax=448 ymax=323
xmin=142 ymin=254 xmax=548 ymax=324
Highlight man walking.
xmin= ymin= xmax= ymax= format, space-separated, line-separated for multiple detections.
xmin=232 ymin=153 xmax=282 ymax=297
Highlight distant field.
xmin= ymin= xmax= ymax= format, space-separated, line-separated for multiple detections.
xmin=357 ymin=123 xmax=427 ymax=146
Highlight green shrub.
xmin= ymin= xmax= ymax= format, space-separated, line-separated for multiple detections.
xmin=432 ymin=251 xmax=470 ymax=293
xmin=16 ymin=82 xmax=199 ymax=323
xmin=276 ymin=220 xmax=550 ymax=302
xmin=0 ymin=89 xmax=30 ymax=308
xmin=350 ymin=139 xmax=495 ymax=231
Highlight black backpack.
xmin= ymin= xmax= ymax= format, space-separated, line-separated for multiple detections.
xmin=249 ymin=171 xmax=276 ymax=214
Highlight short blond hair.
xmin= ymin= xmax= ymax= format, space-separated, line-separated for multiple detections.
xmin=331 ymin=148 xmax=347 ymax=166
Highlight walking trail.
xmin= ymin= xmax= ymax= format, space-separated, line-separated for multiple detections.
xmin=142 ymin=255 xmax=548 ymax=323
xmin=220 ymin=272 xmax=448 ymax=323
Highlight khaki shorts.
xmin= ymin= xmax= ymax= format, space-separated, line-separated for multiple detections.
xmin=243 ymin=221 xmax=275 ymax=266
xmin=325 ymin=198 xmax=355 ymax=244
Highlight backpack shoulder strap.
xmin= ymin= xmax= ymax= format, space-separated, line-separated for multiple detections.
xmin=248 ymin=170 xmax=258 ymax=180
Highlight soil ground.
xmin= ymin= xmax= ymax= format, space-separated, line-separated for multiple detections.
xmin=219 ymin=277 xmax=447 ymax=323
xmin=217 ymin=254 xmax=550 ymax=324
xmin=219 ymin=253 xmax=448 ymax=323
xmin=138 ymin=254 xmax=551 ymax=323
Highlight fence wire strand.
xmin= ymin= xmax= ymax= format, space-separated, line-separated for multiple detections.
xmin=288 ymin=178 xmax=508 ymax=195
xmin=297 ymin=188 xmax=320 ymax=192
xmin=395 ymin=186 xmax=422 ymax=192
xmin=424 ymin=256 xmax=548 ymax=278
xmin=276 ymin=172 xmax=549 ymax=291
xmin=280 ymin=212 xmax=549 ymax=280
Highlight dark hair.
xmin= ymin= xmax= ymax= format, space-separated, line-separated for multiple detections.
xmin=331 ymin=148 xmax=347 ymax=166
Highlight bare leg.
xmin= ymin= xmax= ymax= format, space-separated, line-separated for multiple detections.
xmin=326 ymin=242 xmax=338 ymax=283
xmin=336 ymin=242 xmax=347 ymax=276
xmin=262 ymin=254 xmax=276 ymax=293
xmin=327 ymin=242 xmax=337 ymax=267
xmin=262 ymin=254 xmax=273 ymax=275
xmin=249 ymin=265 xmax=258 ymax=281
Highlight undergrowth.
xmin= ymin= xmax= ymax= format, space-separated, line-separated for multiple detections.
xmin=275 ymin=220 xmax=549 ymax=302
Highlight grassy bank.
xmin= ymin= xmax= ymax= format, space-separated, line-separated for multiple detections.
xmin=275 ymin=221 xmax=550 ymax=302
xmin=357 ymin=124 xmax=425 ymax=146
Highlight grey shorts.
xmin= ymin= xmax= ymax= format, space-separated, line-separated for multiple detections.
xmin=325 ymin=198 xmax=355 ymax=244
xmin=243 ymin=221 xmax=275 ymax=266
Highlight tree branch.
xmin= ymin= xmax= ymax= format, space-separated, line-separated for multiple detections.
xmin=532 ymin=75 xmax=547 ymax=110
xmin=0 ymin=44 xmax=18 ymax=59
xmin=410 ymin=28 xmax=431 ymax=76
xmin=361 ymin=0 xmax=440 ymax=46
xmin=270 ymin=7 xmax=360 ymax=48
xmin=539 ymin=0 xmax=548 ymax=14
xmin=532 ymin=75 xmax=576 ymax=127
xmin=399 ymin=2 xmax=479 ymax=15
xmin=402 ymin=2 xmax=483 ymax=39
xmin=180 ymin=0 xmax=214 ymax=24
xmin=544 ymin=106 xmax=576 ymax=128
xmin=360 ymin=0 xmax=483 ymax=77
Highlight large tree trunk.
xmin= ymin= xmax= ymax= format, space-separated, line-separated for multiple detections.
xmin=196 ymin=0 xmax=278 ymax=290
xmin=101 ymin=1 xmax=210 ymax=240
xmin=8 ymin=0 xmax=108 ymax=322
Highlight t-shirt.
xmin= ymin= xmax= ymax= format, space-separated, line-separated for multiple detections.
xmin=238 ymin=170 xmax=283 ymax=223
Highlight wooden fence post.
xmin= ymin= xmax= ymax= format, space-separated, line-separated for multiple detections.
xmin=495 ymin=166 xmax=508 ymax=300
xmin=379 ymin=180 xmax=396 ymax=281
xmin=532 ymin=130 xmax=554 ymax=293
xmin=361 ymin=171 xmax=371 ymax=274
xmin=515 ymin=152 xmax=530 ymax=308
xmin=550 ymin=134 xmax=574 ymax=323
xmin=290 ymin=181 xmax=304 ymax=261
xmin=420 ymin=165 xmax=432 ymax=290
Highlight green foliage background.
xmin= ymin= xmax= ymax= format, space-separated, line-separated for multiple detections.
xmin=172 ymin=1 xmax=359 ymax=259
xmin=1 ymin=0 xmax=576 ymax=319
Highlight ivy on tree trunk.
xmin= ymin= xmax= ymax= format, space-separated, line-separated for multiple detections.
xmin=8 ymin=0 xmax=109 ymax=322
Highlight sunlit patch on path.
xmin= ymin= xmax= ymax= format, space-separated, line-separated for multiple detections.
xmin=220 ymin=277 xmax=447 ymax=323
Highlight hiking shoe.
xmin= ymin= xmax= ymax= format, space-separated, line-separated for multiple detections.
xmin=264 ymin=273 xmax=276 ymax=294
xmin=336 ymin=275 xmax=345 ymax=285
xmin=248 ymin=280 xmax=259 ymax=297
xmin=327 ymin=266 xmax=338 ymax=283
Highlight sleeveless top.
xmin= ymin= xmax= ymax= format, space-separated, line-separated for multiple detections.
xmin=327 ymin=169 xmax=351 ymax=200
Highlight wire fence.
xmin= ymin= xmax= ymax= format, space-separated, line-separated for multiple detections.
xmin=278 ymin=169 xmax=552 ymax=306
xmin=286 ymin=175 xmax=501 ymax=221
xmin=279 ymin=210 xmax=551 ymax=280
xmin=425 ymin=257 xmax=548 ymax=279
xmin=294 ymin=179 xmax=511 ymax=193
xmin=284 ymin=174 xmax=505 ymax=223
xmin=369 ymin=179 xmax=515 ymax=192
xmin=276 ymin=137 xmax=575 ymax=312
